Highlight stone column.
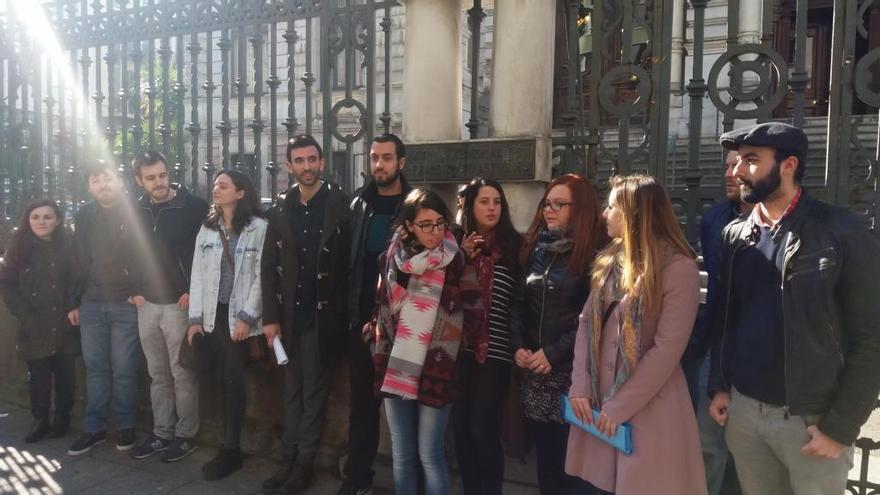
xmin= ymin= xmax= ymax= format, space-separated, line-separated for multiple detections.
xmin=670 ymin=0 xmax=686 ymax=95
xmin=489 ymin=0 xmax=555 ymax=231
xmin=401 ymin=0 xmax=463 ymax=209
xmin=738 ymin=0 xmax=763 ymax=44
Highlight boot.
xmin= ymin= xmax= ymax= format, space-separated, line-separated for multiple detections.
xmin=25 ymin=417 xmax=51 ymax=443
xmin=262 ymin=455 xmax=297 ymax=493
xmin=48 ymin=412 xmax=70 ymax=439
xmin=202 ymin=448 xmax=243 ymax=481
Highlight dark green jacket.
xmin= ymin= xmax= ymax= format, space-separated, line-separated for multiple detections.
xmin=0 ymin=232 xmax=80 ymax=361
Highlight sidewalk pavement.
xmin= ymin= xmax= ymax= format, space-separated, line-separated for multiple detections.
xmin=0 ymin=403 xmax=389 ymax=495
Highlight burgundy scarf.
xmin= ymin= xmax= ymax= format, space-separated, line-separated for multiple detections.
xmin=462 ymin=232 xmax=502 ymax=364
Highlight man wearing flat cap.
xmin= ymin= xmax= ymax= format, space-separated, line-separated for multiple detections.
xmin=707 ymin=122 xmax=880 ymax=494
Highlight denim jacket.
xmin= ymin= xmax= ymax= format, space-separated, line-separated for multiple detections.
xmin=189 ymin=217 xmax=267 ymax=336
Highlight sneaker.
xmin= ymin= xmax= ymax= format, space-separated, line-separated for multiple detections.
xmin=68 ymin=431 xmax=107 ymax=456
xmin=129 ymin=435 xmax=171 ymax=459
xmin=116 ymin=429 xmax=136 ymax=452
xmin=161 ymin=437 xmax=198 ymax=463
xmin=335 ymin=478 xmax=373 ymax=495
xmin=202 ymin=448 xmax=242 ymax=481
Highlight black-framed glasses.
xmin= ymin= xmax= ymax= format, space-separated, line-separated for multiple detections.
xmin=413 ymin=220 xmax=448 ymax=233
xmin=541 ymin=200 xmax=573 ymax=212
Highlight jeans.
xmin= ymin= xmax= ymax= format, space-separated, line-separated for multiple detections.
xmin=138 ymin=301 xmax=199 ymax=439
xmin=691 ymin=356 xmax=736 ymax=495
xmin=27 ymin=354 xmax=76 ymax=419
xmin=384 ymin=398 xmax=451 ymax=495
xmin=79 ymin=300 xmax=141 ymax=433
xmin=452 ymin=356 xmax=510 ymax=495
xmin=204 ymin=303 xmax=249 ymax=449
xmin=343 ymin=330 xmax=383 ymax=486
xmin=725 ymin=388 xmax=853 ymax=495
xmin=281 ymin=326 xmax=331 ymax=462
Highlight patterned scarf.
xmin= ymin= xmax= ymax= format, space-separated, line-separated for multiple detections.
xmin=586 ymin=258 xmax=646 ymax=403
xmin=462 ymin=231 xmax=501 ymax=363
xmin=380 ymin=228 xmax=460 ymax=399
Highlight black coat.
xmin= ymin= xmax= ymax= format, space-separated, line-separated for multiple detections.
xmin=261 ymin=182 xmax=351 ymax=361
xmin=709 ymin=192 xmax=880 ymax=445
xmin=135 ymin=186 xmax=209 ymax=304
xmin=509 ymin=244 xmax=590 ymax=373
xmin=0 ymin=233 xmax=80 ymax=361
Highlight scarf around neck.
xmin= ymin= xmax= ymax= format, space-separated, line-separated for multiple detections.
xmin=380 ymin=228 xmax=459 ymax=399
xmin=463 ymin=231 xmax=501 ymax=363
xmin=536 ymin=227 xmax=573 ymax=254
xmin=586 ymin=259 xmax=645 ymax=404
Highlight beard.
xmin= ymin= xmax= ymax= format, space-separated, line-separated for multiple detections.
xmin=739 ymin=161 xmax=781 ymax=204
xmin=373 ymin=167 xmax=400 ymax=187
xmin=294 ymin=171 xmax=319 ymax=186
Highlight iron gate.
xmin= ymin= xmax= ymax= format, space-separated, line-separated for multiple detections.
xmin=0 ymin=0 xmax=402 ymax=219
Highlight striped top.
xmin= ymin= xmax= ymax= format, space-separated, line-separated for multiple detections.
xmin=486 ymin=264 xmax=515 ymax=363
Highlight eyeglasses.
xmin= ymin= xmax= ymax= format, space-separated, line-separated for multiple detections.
xmin=541 ymin=200 xmax=573 ymax=212
xmin=413 ymin=220 xmax=448 ymax=233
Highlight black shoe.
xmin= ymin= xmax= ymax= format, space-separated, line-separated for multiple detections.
xmin=335 ymin=478 xmax=373 ymax=495
xmin=279 ymin=462 xmax=314 ymax=495
xmin=25 ymin=417 xmax=51 ymax=443
xmin=116 ymin=428 xmax=136 ymax=451
xmin=48 ymin=413 xmax=70 ymax=439
xmin=129 ymin=435 xmax=171 ymax=459
xmin=202 ymin=448 xmax=242 ymax=481
xmin=161 ymin=437 xmax=198 ymax=463
xmin=262 ymin=457 xmax=296 ymax=494
xmin=68 ymin=431 xmax=107 ymax=456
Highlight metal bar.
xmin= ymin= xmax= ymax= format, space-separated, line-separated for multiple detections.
xmin=79 ymin=36 xmax=91 ymax=166
xmin=587 ymin=0 xmax=602 ymax=179
xmin=218 ymin=22 xmax=231 ymax=170
xmin=685 ymin=0 xmax=709 ymax=244
xmin=204 ymin=29 xmax=215 ymax=193
xmin=465 ymin=0 xmax=483 ymax=139
xmin=268 ymin=22 xmax=280 ymax=198
xmin=365 ymin=1 xmax=376 ymax=172
xmin=722 ymin=0 xmax=739 ymax=134
xmin=32 ymin=42 xmax=43 ymax=197
xmin=563 ymin=0 xmax=583 ymax=176
xmin=45 ymin=52 xmax=55 ymax=199
xmin=188 ymin=32 xmax=201 ymax=193
xmin=235 ymin=27 xmax=246 ymax=172
xmin=148 ymin=38 xmax=156 ymax=149
xmin=105 ymin=45 xmax=117 ymax=162
xmin=131 ymin=38 xmax=144 ymax=157
xmin=159 ymin=36 xmax=172 ymax=158
xmin=282 ymin=21 xmax=299 ymax=141
xmin=380 ymin=5 xmax=392 ymax=134
xmin=790 ymin=0 xmax=809 ymax=128
xmin=616 ymin=0 xmax=635 ymax=174
xmin=175 ymin=34 xmax=186 ymax=181
xmin=120 ymin=41 xmax=129 ymax=166
xmin=650 ymin=0 xmax=674 ymax=185
xmin=250 ymin=27 xmax=264 ymax=193
xmin=304 ymin=17 xmax=314 ymax=136
xmin=321 ymin=9 xmax=333 ymax=186
xmin=826 ymin=0 xmax=857 ymax=206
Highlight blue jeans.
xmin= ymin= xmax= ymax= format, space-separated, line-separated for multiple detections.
xmin=694 ymin=356 xmax=731 ymax=495
xmin=79 ymin=300 xmax=141 ymax=433
xmin=384 ymin=398 xmax=451 ymax=495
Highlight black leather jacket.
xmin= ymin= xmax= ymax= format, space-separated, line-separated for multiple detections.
xmin=509 ymin=243 xmax=590 ymax=373
xmin=709 ymin=192 xmax=880 ymax=445
xmin=348 ymin=177 xmax=412 ymax=329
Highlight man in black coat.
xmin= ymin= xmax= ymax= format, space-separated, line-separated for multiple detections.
xmin=128 ymin=151 xmax=209 ymax=462
xmin=336 ymin=133 xmax=411 ymax=495
xmin=708 ymin=122 xmax=880 ymax=495
xmin=260 ymin=135 xmax=351 ymax=495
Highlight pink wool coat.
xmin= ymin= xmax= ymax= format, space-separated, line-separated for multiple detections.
xmin=565 ymin=253 xmax=707 ymax=495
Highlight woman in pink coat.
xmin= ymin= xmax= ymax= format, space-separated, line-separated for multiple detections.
xmin=566 ymin=175 xmax=707 ymax=495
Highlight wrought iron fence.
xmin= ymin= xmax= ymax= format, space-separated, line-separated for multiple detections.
xmin=0 ymin=0 xmax=401 ymax=220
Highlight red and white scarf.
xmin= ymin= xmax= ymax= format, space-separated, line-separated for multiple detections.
xmin=380 ymin=228 xmax=459 ymax=399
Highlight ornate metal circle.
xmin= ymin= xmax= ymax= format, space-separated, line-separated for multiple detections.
xmin=708 ymin=44 xmax=789 ymax=120
xmin=328 ymin=98 xmax=367 ymax=144
xmin=598 ymin=64 xmax=652 ymax=117
xmin=854 ymin=47 xmax=880 ymax=108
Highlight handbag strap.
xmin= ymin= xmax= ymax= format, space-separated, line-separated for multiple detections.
xmin=601 ymin=300 xmax=620 ymax=329
xmin=218 ymin=227 xmax=235 ymax=271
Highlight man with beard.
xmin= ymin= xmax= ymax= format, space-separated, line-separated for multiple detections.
xmin=128 ymin=151 xmax=208 ymax=462
xmin=67 ymin=161 xmax=143 ymax=456
xmin=261 ymin=134 xmax=351 ymax=494
xmin=683 ymin=149 xmax=751 ymax=495
xmin=708 ymin=123 xmax=880 ymax=495
xmin=336 ymin=133 xmax=411 ymax=495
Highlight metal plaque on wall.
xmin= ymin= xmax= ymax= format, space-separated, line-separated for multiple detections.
xmin=405 ymin=139 xmax=539 ymax=183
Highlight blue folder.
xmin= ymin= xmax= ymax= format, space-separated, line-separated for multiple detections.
xmin=561 ymin=394 xmax=633 ymax=455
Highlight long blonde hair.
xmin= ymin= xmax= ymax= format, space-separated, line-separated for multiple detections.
xmin=592 ymin=175 xmax=695 ymax=312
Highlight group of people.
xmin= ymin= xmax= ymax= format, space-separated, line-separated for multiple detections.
xmin=2 ymin=122 xmax=878 ymax=495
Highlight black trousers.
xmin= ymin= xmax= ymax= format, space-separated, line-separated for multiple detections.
xmin=452 ymin=356 xmax=511 ymax=495
xmin=205 ymin=303 xmax=249 ymax=449
xmin=342 ymin=329 xmax=383 ymax=486
xmin=527 ymin=418 xmax=597 ymax=495
xmin=27 ymin=353 xmax=76 ymax=420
